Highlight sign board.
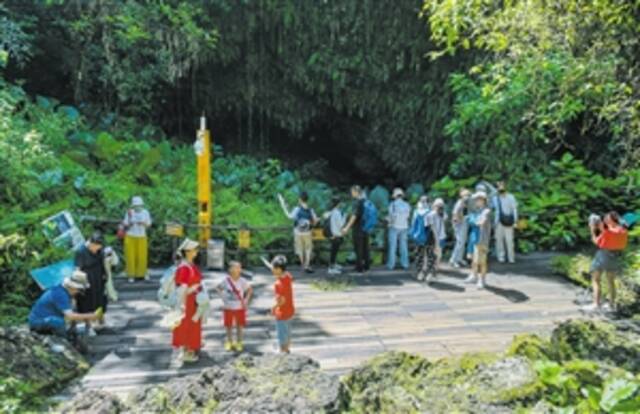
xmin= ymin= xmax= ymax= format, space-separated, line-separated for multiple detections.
xmin=206 ymin=239 xmax=225 ymax=269
xmin=165 ymin=222 xmax=184 ymax=237
xmin=238 ymin=229 xmax=251 ymax=249
xmin=312 ymin=228 xmax=325 ymax=241
xmin=42 ymin=211 xmax=84 ymax=251
xmin=30 ymin=259 xmax=75 ymax=290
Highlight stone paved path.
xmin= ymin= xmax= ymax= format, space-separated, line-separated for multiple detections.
xmin=73 ymin=252 xmax=587 ymax=395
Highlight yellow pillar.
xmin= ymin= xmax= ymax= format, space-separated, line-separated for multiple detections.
xmin=196 ymin=116 xmax=212 ymax=249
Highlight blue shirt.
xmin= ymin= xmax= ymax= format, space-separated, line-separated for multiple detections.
xmin=28 ymin=285 xmax=72 ymax=322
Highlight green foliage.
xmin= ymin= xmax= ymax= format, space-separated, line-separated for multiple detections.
xmin=0 ymin=376 xmax=45 ymax=414
xmin=0 ymin=74 xmax=340 ymax=325
xmin=430 ymin=154 xmax=640 ymax=252
xmin=422 ymin=0 xmax=640 ymax=177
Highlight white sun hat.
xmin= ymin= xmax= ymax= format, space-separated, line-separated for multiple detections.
xmin=131 ymin=196 xmax=145 ymax=207
xmin=63 ymin=270 xmax=90 ymax=290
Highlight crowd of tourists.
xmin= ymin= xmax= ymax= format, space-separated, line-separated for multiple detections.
xmin=281 ymin=181 xmax=520 ymax=289
xmin=26 ymin=186 xmax=628 ymax=361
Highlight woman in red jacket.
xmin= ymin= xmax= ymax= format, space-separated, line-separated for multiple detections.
xmin=172 ymin=238 xmax=203 ymax=363
xmin=585 ymin=212 xmax=628 ymax=312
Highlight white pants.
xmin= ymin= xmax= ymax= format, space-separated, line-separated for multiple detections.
xmin=495 ymin=223 xmax=515 ymax=262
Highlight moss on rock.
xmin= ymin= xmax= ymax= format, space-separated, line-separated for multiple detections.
xmin=342 ymin=351 xmax=542 ymax=413
xmin=0 ymin=327 xmax=89 ymax=412
xmin=551 ymin=319 xmax=640 ymax=373
xmin=507 ymin=333 xmax=554 ymax=361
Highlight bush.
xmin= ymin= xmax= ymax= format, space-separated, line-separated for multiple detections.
xmin=430 ymin=154 xmax=640 ymax=252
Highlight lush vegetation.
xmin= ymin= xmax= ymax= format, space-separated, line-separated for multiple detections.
xmin=0 ymin=67 xmax=337 ymax=326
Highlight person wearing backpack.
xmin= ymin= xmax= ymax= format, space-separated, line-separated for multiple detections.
xmin=450 ymin=189 xmax=471 ymax=268
xmin=342 ymin=185 xmax=374 ymax=274
xmin=419 ymin=198 xmax=447 ymax=283
xmin=493 ymin=181 xmax=518 ymax=263
xmin=172 ymin=238 xmax=204 ymax=363
xmin=324 ymin=196 xmax=345 ymax=275
xmin=386 ymin=188 xmax=411 ymax=270
xmin=410 ymin=195 xmax=430 ymax=274
xmin=279 ymin=191 xmax=318 ymax=273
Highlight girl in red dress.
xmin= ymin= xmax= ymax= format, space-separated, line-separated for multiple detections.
xmin=172 ymin=238 xmax=203 ymax=363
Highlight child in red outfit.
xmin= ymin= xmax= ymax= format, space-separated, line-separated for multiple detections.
xmin=270 ymin=255 xmax=295 ymax=353
xmin=216 ymin=261 xmax=252 ymax=352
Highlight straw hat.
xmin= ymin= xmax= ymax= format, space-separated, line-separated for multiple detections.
xmin=63 ymin=270 xmax=90 ymax=290
xmin=178 ymin=238 xmax=199 ymax=252
xmin=131 ymin=196 xmax=144 ymax=207
xmin=392 ymin=188 xmax=405 ymax=199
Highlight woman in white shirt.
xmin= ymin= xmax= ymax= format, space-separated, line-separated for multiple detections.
xmin=122 ymin=196 xmax=152 ymax=283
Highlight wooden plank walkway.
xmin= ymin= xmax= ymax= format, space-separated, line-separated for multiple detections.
xmin=73 ymin=252 xmax=587 ymax=395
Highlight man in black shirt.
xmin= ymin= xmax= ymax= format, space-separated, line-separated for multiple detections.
xmin=342 ymin=185 xmax=370 ymax=274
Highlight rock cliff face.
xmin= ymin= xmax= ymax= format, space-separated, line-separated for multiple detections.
xmin=0 ymin=327 xmax=89 ymax=411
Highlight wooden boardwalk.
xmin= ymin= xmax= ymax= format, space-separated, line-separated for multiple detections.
xmin=74 ymin=253 xmax=586 ymax=395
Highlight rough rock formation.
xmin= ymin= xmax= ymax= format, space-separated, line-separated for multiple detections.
xmin=342 ymin=351 xmax=541 ymax=413
xmin=0 ymin=327 xmax=89 ymax=389
xmin=61 ymin=353 xmax=343 ymax=414
xmin=59 ymin=389 xmax=127 ymax=414
xmin=0 ymin=327 xmax=89 ymax=412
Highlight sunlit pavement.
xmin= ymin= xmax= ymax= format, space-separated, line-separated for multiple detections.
xmin=66 ymin=252 xmax=586 ymax=396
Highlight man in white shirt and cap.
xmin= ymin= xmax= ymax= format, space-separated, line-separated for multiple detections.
xmin=386 ymin=188 xmax=412 ymax=270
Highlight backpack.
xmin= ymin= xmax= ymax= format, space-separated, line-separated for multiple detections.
xmin=157 ymin=265 xmax=178 ymax=308
xmin=496 ymin=196 xmax=515 ymax=227
xmin=295 ymin=207 xmax=313 ymax=232
xmin=361 ymin=199 xmax=378 ymax=233
xmin=410 ymin=213 xmax=430 ymax=246
xmin=322 ymin=216 xmax=333 ymax=238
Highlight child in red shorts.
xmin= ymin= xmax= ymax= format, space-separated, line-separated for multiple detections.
xmin=216 ymin=261 xmax=252 ymax=352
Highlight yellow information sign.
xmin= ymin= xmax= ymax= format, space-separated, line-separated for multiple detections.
xmin=312 ymin=228 xmax=325 ymax=241
xmin=165 ymin=223 xmax=184 ymax=237
xmin=238 ymin=229 xmax=251 ymax=249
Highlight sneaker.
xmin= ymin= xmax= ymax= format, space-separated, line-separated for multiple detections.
xmin=477 ymin=279 xmax=485 ymax=289
xmin=335 ymin=264 xmax=344 ymax=271
xmin=305 ymin=267 xmax=315 ymax=274
xmin=464 ymin=275 xmax=477 ymax=284
xmin=87 ymin=327 xmax=97 ymax=337
xmin=224 ymin=341 xmax=233 ymax=351
xmin=128 ymin=278 xmax=134 ymax=284
xmin=453 ymin=262 xmax=461 ymax=269
xmin=498 ymin=258 xmax=506 ymax=264
xmin=416 ymin=271 xmax=425 ymax=281
xmin=144 ymin=274 xmax=151 ymax=281
xmin=182 ymin=352 xmax=199 ymax=363
xmin=602 ymin=303 xmax=617 ymax=313
xmin=234 ymin=342 xmax=244 ymax=352
xmin=581 ymin=303 xmax=601 ymax=312
xmin=328 ymin=267 xmax=341 ymax=275
xmin=425 ymin=274 xmax=434 ymax=284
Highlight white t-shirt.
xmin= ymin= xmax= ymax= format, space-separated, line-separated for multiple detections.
xmin=426 ymin=210 xmax=448 ymax=241
xmin=217 ymin=276 xmax=250 ymax=310
xmin=123 ymin=208 xmax=152 ymax=237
